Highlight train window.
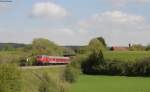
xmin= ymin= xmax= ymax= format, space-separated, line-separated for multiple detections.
xmin=37 ymin=56 xmax=42 ymax=58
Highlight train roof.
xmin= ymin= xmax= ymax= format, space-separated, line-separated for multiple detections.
xmin=37 ymin=55 xmax=70 ymax=59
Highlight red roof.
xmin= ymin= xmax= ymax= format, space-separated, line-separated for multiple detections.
xmin=111 ymin=46 xmax=129 ymax=51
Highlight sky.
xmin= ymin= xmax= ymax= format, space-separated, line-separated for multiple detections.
xmin=0 ymin=0 xmax=150 ymax=46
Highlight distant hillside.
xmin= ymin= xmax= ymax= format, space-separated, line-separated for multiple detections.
xmin=0 ymin=43 xmax=26 ymax=49
xmin=0 ymin=43 xmax=85 ymax=51
xmin=64 ymin=46 xmax=85 ymax=51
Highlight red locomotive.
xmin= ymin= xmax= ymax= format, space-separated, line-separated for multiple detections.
xmin=36 ymin=55 xmax=70 ymax=64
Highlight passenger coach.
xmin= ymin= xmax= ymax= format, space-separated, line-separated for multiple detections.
xmin=36 ymin=55 xmax=70 ymax=64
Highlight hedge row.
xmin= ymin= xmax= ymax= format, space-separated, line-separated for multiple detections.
xmin=82 ymin=50 xmax=150 ymax=76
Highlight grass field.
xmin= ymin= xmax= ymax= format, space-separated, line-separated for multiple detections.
xmin=71 ymin=75 xmax=150 ymax=92
xmin=104 ymin=51 xmax=150 ymax=62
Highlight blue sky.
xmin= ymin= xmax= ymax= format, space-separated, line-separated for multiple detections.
xmin=0 ymin=0 xmax=150 ymax=46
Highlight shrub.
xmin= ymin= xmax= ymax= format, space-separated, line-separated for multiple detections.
xmin=31 ymin=38 xmax=64 ymax=56
xmin=123 ymin=62 xmax=134 ymax=76
xmin=88 ymin=38 xmax=107 ymax=51
xmin=62 ymin=54 xmax=87 ymax=83
xmin=129 ymin=44 xmax=145 ymax=51
xmin=0 ymin=64 xmax=22 ymax=92
xmin=19 ymin=56 xmax=37 ymax=66
xmin=106 ymin=60 xmax=125 ymax=75
xmin=97 ymin=37 xmax=107 ymax=47
xmin=132 ymin=58 xmax=150 ymax=76
xmin=82 ymin=49 xmax=105 ymax=75
xmin=81 ymin=53 xmax=150 ymax=76
xmin=70 ymin=55 xmax=87 ymax=69
xmin=145 ymin=45 xmax=150 ymax=51
xmin=38 ymin=72 xmax=70 ymax=92
xmin=63 ymin=65 xmax=80 ymax=83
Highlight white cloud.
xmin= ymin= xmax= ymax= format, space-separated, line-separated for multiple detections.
xmin=31 ymin=2 xmax=69 ymax=19
xmin=111 ymin=0 xmax=150 ymax=6
xmin=79 ymin=10 xmax=145 ymax=31
xmin=78 ymin=10 xmax=150 ymax=46
xmin=1 ymin=9 xmax=150 ymax=46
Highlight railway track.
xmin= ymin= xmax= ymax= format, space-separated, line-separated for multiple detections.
xmin=21 ymin=65 xmax=66 ymax=69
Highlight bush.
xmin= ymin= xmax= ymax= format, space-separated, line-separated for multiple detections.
xmin=38 ymin=72 xmax=70 ymax=92
xmin=19 ymin=56 xmax=36 ymax=66
xmin=82 ymin=49 xmax=105 ymax=75
xmin=63 ymin=65 xmax=80 ymax=83
xmin=106 ymin=60 xmax=125 ymax=75
xmin=62 ymin=54 xmax=88 ymax=83
xmin=145 ymin=44 xmax=150 ymax=51
xmin=89 ymin=38 xmax=107 ymax=51
xmin=107 ymin=58 xmax=150 ymax=76
xmin=31 ymin=38 xmax=64 ymax=56
xmin=0 ymin=64 xmax=22 ymax=92
xmin=132 ymin=58 xmax=150 ymax=76
xmin=129 ymin=44 xmax=145 ymax=51
xmin=97 ymin=37 xmax=107 ymax=47
xmin=81 ymin=50 xmax=150 ymax=76
xmin=123 ymin=62 xmax=134 ymax=76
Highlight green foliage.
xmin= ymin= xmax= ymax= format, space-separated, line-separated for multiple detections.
xmin=97 ymin=37 xmax=107 ymax=47
xmin=89 ymin=38 xmax=106 ymax=51
xmin=76 ymin=46 xmax=90 ymax=54
xmin=0 ymin=51 xmax=29 ymax=64
xmin=0 ymin=64 xmax=22 ymax=92
xmin=129 ymin=44 xmax=145 ymax=51
xmin=63 ymin=64 xmax=81 ymax=83
xmin=63 ymin=48 xmax=76 ymax=56
xmin=38 ymin=73 xmax=58 ymax=92
xmin=82 ymin=49 xmax=105 ymax=74
xmin=31 ymin=38 xmax=64 ymax=55
xmin=21 ymin=38 xmax=64 ymax=56
xmin=21 ymin=67 xmax=66 ymax=92
xmin=131 ymin=58 xmax=150 ymax=76
xmin=105 ymin=60 xmax=124 ymax=75
xmin=77 ymin=38 xmax=107 ymax=55
xmin=38 ymin=72 xmax=70 ymax=92
xmin=1 ymin=44 xmax=15 ymax=51
xmin=80 ymin=49 xmax=150 ymax=76
xmin=22 ymin=44 xmax=32 ymax=52
xmin=145 ymin=44 xmax=150 ymax=51
xmin=62 ymin=51 xmax=88 ymax=83
xmin=19 ymin=56 xmax=36 ymax=66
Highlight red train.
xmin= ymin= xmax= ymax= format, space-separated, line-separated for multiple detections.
xmin=36 ymin=55 xmax=70 ymax=64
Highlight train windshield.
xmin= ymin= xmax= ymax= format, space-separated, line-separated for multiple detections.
xmin=37 ymin=56 xmax=42 ymax=58
xmin=37 ymin=55 xmax=48 ymax=58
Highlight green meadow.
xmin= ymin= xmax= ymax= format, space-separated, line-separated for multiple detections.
xmin=104 ymin=51 xmax=150 ymax=62
xmin=71 ymin=75 xmax=150 ymax=92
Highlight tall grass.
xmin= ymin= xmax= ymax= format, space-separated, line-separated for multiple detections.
xmin=21 ymin=67 xmax=70 ymax=92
